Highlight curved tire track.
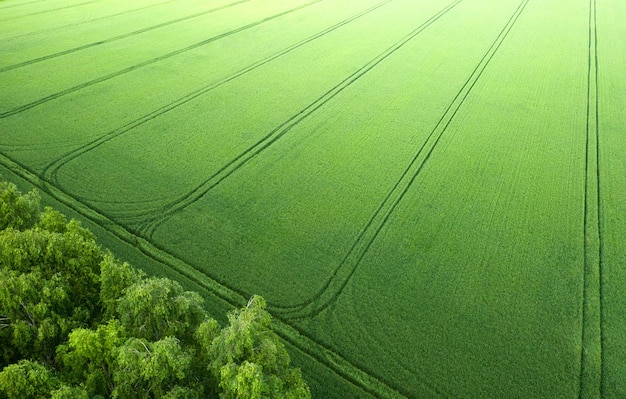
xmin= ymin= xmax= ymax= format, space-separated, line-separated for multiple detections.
xmin=273 ymin=0 xmax=532 ymax=320
xmin=0 ymin=151 xmax=414 ymax=399
xmin=0 ymin=0 xmax=254 ymax=73
xmin=137 ymin=0 xmax=465 ymax=239
xmin=40 ymin=0 xmax=394 ymax=219
xmin=0 ymin=0 xmax=324 ymax=118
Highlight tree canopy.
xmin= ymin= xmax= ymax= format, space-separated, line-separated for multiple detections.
xmin=0 ymin=178 xmax=310 ymax=399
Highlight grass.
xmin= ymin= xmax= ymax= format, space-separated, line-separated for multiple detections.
xmin=1 ymin=0 xmax=625 ymax=397
xmin=597 ymin=0 xmax=626 ymax=397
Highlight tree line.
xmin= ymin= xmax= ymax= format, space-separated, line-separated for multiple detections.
xmin=0 ymin=178 xmax=310 ymax=398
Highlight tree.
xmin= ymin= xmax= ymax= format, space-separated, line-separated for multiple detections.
xmin=208 ymin=296 xmax=311 ymax=399
xmin=113 ymin=337 xmax=196 ymax=399
xmin=50 ymin=385 xmax=90 ymax=399
xmin=56 ymin=320 xmax=126 ymax=397
xmin=0 ymin=359 xmax=59 ymax=399
xmin=0 ymin=178 xmax=311 ymax=398
xmin=116 ymin=277 xmax=207 ymax=344
xmin=0 ymin=180 xmax=40 ymax=231
xmin=0 ymin=267 xmax=71 ymax=366
xmin=0 ymin=208 xmax=103 ymax=367
xmin=99 ymin=254 xmax=145 ymax=320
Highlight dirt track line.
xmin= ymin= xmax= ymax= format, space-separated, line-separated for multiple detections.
xmin=275 ymin=0 xmax=531 ymax=319
xmin=0 ymin=0 xmax=176 ymax=43
xmin=0 ymin=151 xmax=410 ymax=399
xmin=136 ymin=0 xmax=464 ymax=239
xmin=0 ymin=0 xmax=324 ymax=118
xmin=0 ymin=0 xmax=254 ymax=72
xmin=40 ymin=0 xmax=394 ymax=217
xmin=579 ymin=0 xmax=602 ymax=397
xmin=0 ymin=0 xmax=99 ymax=22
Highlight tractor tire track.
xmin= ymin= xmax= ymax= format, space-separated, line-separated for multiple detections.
xmin=0 ymin=151 xmax=415 ymax=399
xmin=137 ymin=0 xmax=465 ymax=238
xmin=0 ymin=0 xmax=99 ymax=22
xmin=0 ymin=0 xmax=253 ymax=73
xmin=0 ymin=0 xmax=324 ymax=118
xmin=273 ymin=0 xmax=531 ymax=320
xmin=579 ymin=0 xmax=603 ymax=397
xmin=0 ymin=0 xmax=50 ymax=11
xmin=40 ymin=0 xmax=394 ymax=217
xmin=0 ymin=0 xmax=176 ymax=44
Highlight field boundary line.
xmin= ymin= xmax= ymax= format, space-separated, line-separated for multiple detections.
xmin=579 ymin=0 xmax=602 ymax=396
xmin=39 ymin=0 xmax=395 ymax=215
xmin=0 ymin=0 xmax=254 ymax=72
xmin=0 ymin=0 xmax=177 ymax=44
xmin=134 ymin=0 xmax=464 ymax=238
xmin=0 ymin=0 xmax=98 ymax=22
xmin=275 ymin=0 xmax=531 ymax=319
xmin=0 ymin=152 xmax=412 ymax=399
xmin=0 ymin=0 xmax=325 ymax=118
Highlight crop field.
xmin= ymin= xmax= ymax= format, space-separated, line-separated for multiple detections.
xmin=1 ymin=0 xmax=625 ymax=397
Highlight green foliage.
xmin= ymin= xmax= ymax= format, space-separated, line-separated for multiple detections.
xmin=56 ymin=320 xmax=126 ymax=396
xmin=209 ymin=296 xmax=311 ymax=399
xmin=37 ymin=207 xmax=69 ymax=234
xmin=50 ymin=385 xmax=90 ymax=399
xmin=113 ymin=337 xmax=193 ymax=399
xmin=0 ymin=179 xmax=310 ymax=398
xmin=0 ymin=181 xmax=40 ymax=231
xmin=99 ymin=255 xmax=145 ymax=319
xmin=194 ymin=318 xmax=221 ymax=355
xmin=0 ymin=360 xmax=59 ymax=399
xmin=116 ymin=277 xmax=206 ymax=344
xmin=219 ymin=361 xmax=266 ymax=399
xmin=0 ymin=206 xmax=103 ymax=367
xmin=0 ymin=267 xmax=72 ymax=366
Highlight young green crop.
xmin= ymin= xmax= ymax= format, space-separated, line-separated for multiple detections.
xmin=2 ymin=0 xmax=625 ymax=397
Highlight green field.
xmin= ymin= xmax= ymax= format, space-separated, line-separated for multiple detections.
xmin=1 ymin=0 xmax=625 ymax=397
